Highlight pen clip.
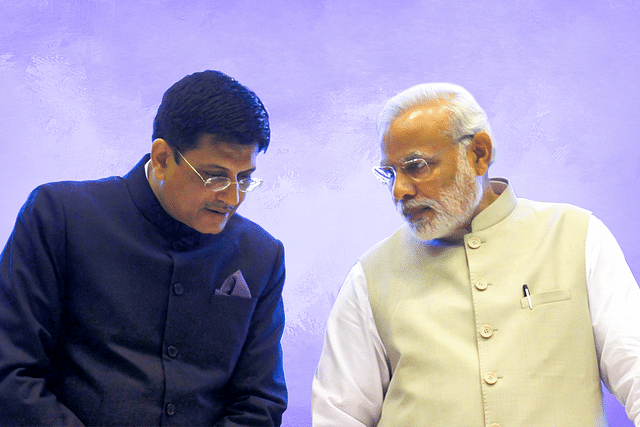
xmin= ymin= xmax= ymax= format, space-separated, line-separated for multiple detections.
xmin=523 ymin=284 xmax=533 ymax=310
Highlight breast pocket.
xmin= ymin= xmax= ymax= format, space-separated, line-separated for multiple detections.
xmin=520 ymin=289 xmax=572 ymax=309
xmin=201 ymin=294 xmax=258 ymax=370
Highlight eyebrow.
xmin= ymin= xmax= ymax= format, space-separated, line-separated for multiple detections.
xmin=199 ymin=164 xmax=257 ymax=176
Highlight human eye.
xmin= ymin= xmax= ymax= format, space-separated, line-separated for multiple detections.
xmin=238 ymin=177 xmax=263 ymax=192
xmin=238 ymin=172 xmax=254 ymax=181
xmin=203 ymin=176 xmax=229 ymax=188
xmin=403 ymin=159 xmax=429 ymax=177
xmin=235 ymin=177 xmax=252 ymax=188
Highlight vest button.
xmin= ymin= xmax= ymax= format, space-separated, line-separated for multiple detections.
xmin=467 ymin=236 xmax=482 ymax=249
xmin=480 ymin=325 xmax=494 ymax=338
xmin=484 ymin=372 xmax=498 ymax=385
xmin=474 ymin=278 xmax=488 ymax=291
xmin=489 ymin=424 xmax=501 ymax=427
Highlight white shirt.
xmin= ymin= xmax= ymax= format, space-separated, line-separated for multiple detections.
xmin=312 ymin=215 xmax=640 ymax=426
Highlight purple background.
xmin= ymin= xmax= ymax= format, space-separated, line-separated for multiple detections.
xmin=1 ymin=1 xmax=638 ymax=425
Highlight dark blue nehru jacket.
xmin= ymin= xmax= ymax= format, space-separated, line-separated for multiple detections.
xmin=0 ymin=155 xmax=287 ymax=426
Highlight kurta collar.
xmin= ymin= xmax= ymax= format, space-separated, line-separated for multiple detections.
xmin=470 ymin=177 xmax=518 ymax=233
xmin=123 ymin=154 xmax=207 ymax=249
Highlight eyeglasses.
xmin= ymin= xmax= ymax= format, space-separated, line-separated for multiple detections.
xmin=372 ymin=135 xmax=473 ymax=188
xmin=177 ymin=150 xmax=263 ymax=192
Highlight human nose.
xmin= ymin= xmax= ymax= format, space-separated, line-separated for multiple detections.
xmin=215 ymin=182 xmax=241 ymax=206
xmin=392 ymin=170 xmax=417 ymax=202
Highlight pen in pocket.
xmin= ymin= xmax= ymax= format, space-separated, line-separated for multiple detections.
xmin=523 ymin=284 xmax=533 ymax=310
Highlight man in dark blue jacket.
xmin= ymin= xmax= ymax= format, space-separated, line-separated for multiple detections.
xmin=0 ymin=70 xmax=287 ymax=426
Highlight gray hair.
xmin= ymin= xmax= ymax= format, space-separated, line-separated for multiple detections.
xmin=377 ymin=83 xmax=496 ymax=164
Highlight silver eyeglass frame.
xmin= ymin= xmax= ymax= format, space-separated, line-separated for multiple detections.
xmin=372 ymin=135 xmax=474 ymax=188
xmin=176 ymin=150 xmax=263 ymax=193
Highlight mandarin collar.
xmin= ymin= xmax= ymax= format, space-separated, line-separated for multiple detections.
xmin=124 ymin=154 xmax=223 ymax=249
xmin=469 ymin=177 xmax=518 ymax=233
xmin=409 ymin=177 xmax=518 ymax=247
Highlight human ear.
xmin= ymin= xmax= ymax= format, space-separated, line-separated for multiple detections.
xmin=150 ymin=139 xmax=172 ymax=180
xmin=469 ymin=132 xmax=493 ymax=176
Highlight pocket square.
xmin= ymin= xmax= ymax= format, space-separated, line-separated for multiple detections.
xmin=215 ymin=270 xmax=251 ymax=298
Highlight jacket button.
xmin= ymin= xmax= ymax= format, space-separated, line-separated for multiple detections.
xmin=173 ymin=283 xmax=184 ymax=295
xmin=474 ymin=278 xmax=488 ymax=291
xmin=484 ymin=372 xmax=498 ymax=385
xmin=172 ymin=241 xmax=186 ymax=251
xmin=167 ymin=346 xmax=179 ymax=358
xmin=166 ymin=403 xmax=176 ymax=416
xmin=480 ymin=325 xmax=494 ymax=338
xmin=489 ymin=424 xmax=501 ymax=427
xmin=468 ymin=236 xmax=482 ymax=249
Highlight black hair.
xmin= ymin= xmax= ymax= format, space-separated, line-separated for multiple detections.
xmin=152 ymin=70 xmax=270 ymax=157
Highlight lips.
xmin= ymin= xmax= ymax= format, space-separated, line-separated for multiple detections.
xmin=404 ymin=206 xmax=433 ymax=222
xmin=203 ymin=202 xmax=234 ymax=216
xmin=205 ymin=207 xmax=228 ymax=216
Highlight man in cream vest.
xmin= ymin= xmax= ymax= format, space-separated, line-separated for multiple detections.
xmin=312 ymin=83 xmax=640 ymax=426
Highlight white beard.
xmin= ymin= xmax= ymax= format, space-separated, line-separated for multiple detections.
xmin=396 ymin=147 xmax=482 ymax=241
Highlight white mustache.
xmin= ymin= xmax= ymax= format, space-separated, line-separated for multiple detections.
xmin=397 ymin=198 xmax=440 ymax=217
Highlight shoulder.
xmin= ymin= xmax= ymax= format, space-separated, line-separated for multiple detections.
xmin=220 ymin=215 xmax=286 ymax=293
xmin=360 ymin=224 xmax=410 ymax=265
xmin=515 ymin=197 xmax=593 ymax=222
xmin=15 ymin=177 xmax=127 ymax=230
xmin=27 ymin=176 xmax=124 ymax=204
xmin=225 ymin=214 xmax=284 ymax=253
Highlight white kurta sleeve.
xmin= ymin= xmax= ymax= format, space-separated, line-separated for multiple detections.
xmin=586 ymin=215 xmax=640 ymax=426
xmin=312 ymin=262 xmax=390 ymax=427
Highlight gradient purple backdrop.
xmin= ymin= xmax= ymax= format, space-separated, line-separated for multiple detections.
xmin=1 ymin=1 xmax=639 ymax=425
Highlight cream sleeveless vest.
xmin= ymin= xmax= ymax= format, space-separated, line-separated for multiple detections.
xmin=361 ymin=181 xmax=604 ymax=427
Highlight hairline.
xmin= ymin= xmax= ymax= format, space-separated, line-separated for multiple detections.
xmin=377 ymin=83 xmax=496 ymax=165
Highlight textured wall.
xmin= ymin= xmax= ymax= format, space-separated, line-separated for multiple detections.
xmin=1 ymin=1 xmax=638 ymax=425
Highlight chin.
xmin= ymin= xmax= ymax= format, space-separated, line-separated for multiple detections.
xmin=409 ymin=225 xmax=448 ymax=241
xmin=408 ymin=217 xmax=461 ymax=241
xmin=188 ymin=219 xmax=227 ymax=235
xmin=191 ymin=211 xmax=235 ymax=234
xmin=203 ymin=223 xmax=227 ymax=234
xmin=202 ymin=227 xmax=224 ymax=235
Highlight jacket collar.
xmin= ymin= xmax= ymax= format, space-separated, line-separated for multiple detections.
xmin=123 ymin=154 xmax=210 ymax=249
xmin=470 ymin=177 xmax=518 ymax=233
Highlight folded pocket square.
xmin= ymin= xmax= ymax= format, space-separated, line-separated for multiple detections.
xmin=215 ymin=270 xmax=251 ymax=298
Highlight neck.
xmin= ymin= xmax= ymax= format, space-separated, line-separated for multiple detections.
xmin=457 ymin=175 xmax=499 ymax=235
xmin=473 ymin=176 xmax=500 ymax=216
